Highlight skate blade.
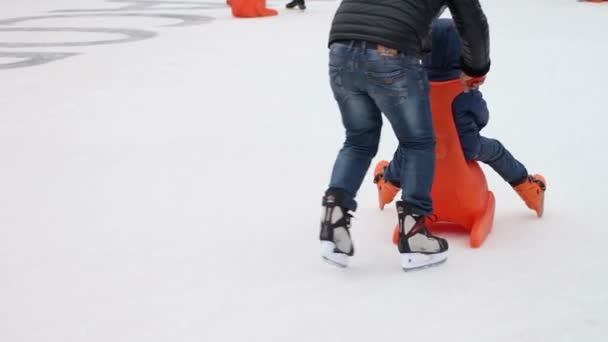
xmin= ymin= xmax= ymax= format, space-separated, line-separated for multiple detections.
xmin=401 ymin=251 xmax=448 ymax=272
xmin=321 ymin=241 xmax=350 ymax=268
xmin=322 ymin=256 xmax=348 ymax=268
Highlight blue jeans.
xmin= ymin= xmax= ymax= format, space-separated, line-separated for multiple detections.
xmin=454 ymin=107 xmax=528 ymax=185
xmin=327 ymin=42 xmax=435 ymax=216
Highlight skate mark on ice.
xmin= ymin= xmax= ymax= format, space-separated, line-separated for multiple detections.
xmin=51 ymin=0 xmax=227 ymax=13
xmin=0 ymin=52 xmax=78 ymax=69
xmin=0 ymin=0 xmax=216 ymax=69
xmin=0 ymin=13 xmax=215 ymax=28
xmin=0 ymin=27 xmax=157 ymax=48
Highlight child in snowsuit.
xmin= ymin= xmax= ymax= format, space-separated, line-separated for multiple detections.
xmin=375 ymin=18 xmax=547 ymax=217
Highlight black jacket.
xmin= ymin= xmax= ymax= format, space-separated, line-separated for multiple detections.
xmin=328 ymin=0 xmax=490 ymax=77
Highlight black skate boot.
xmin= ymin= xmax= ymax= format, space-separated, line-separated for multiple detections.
xmin=396 ymin=201 xmax=448 ymax=271
xmin=286 ymin=0 xmax=306 ymax=10
xmin=319 ymin=190 xmax=354 ymax=267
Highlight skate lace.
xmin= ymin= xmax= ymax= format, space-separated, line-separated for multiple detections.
xmin=329 ymin=212 xmax=354 ymax=229
xmin=399 ymin=214 xmax=428 ymax=236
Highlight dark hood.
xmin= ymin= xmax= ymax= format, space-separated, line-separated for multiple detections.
xmin=422 ymin=18 xmax=463 ymax=81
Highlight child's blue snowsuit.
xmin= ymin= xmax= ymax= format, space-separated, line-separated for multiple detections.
xmin=423 ymin=19 xmax=528 ymax=185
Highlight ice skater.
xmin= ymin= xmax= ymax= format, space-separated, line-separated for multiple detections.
xmin=319 ymin=1 xmax=491 ymax=271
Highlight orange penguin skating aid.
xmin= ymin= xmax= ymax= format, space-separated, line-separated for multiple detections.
xmin=382 ymin=80 xmax=496 ymax=248
xmin=229 ymin=0 xmax=278 ymax=18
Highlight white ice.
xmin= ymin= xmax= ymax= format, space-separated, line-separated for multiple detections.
xmin=0 ymin=0 xmax=607 ymax=341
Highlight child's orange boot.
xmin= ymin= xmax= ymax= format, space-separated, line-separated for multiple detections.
xmin=373 ymin=160 xmax=400 ymax=210
xmin=514 ymin=174 xmax=547 ymax=217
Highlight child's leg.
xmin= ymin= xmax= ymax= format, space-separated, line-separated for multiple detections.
xmin=475 ymin=136 xmax=528 ymax=186
xmin=454 ymin=107 xmax=527 ymax=185
xmin=461 ymin=132 xmax=546 ymax=217
xmin=454 ymin=96 xmax=545 ymax=216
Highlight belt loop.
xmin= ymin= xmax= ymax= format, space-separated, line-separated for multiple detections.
xmin=361 ymin=40 xmax=367 ymax=50
xmin=348 ymin=40 xmax=355 ymax=48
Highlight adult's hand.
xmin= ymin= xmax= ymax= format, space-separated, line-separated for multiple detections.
xmin=461 ymin=73 xmax=486 ymax=92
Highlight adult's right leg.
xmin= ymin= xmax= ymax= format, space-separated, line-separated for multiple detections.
xmin=371 ymin=64 xmax=435 ymax=217
xmin=367 ymin=55 xmax=447 ymax=270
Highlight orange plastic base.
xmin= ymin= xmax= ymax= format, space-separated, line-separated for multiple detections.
xmin=470 ymin=191 xmax=495 ymax=247
xmin=229 ymin=0 xmax=278 ymax=18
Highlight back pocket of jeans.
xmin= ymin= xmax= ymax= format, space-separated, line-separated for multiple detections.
xmin=367 ymin=69 xmax=406 ymax=83
xmin=365 ymin=69 xmax=408 ymax=99
xmin=365 ymin=70 xmax=408 ymax=94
